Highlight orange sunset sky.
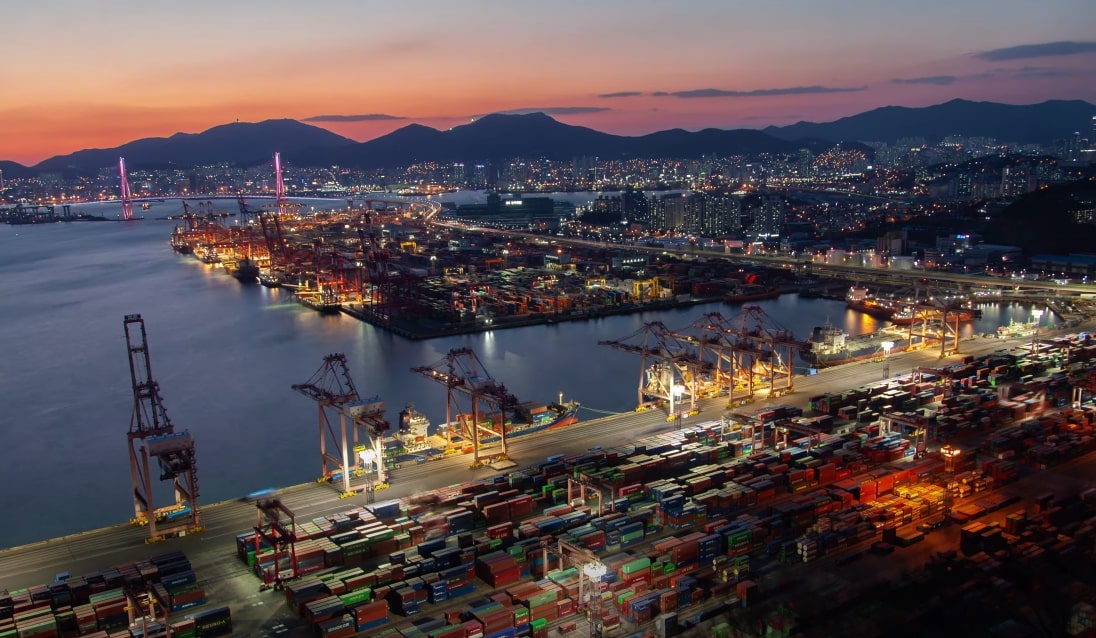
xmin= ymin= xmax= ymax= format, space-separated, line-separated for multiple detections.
xmin=2 ymin=0 xmax=1095 ymax=165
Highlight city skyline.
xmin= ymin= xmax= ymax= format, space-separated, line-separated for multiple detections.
xmin=2 ymin=0 xmax=1095 ymax=165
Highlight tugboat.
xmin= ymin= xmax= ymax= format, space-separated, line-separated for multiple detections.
xmin=258 ymin=269 xmax=284 ymax=288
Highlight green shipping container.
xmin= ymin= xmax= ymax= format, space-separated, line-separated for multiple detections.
xmin=621 ymin=557 xmax=651 ymax=575
xmin=340 ymin=588 xmax=372 ymax=607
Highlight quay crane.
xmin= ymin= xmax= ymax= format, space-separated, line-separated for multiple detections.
xmin=693 ymin=306 xmax=804 ymax=407
xmin=598 ymin=321 xmax=711 ymax=419
xmin=411 ymin=347 xmax=523 ymax=468
xmin=122 ymin=314 xmax=202 ymax=543
xmin=357 ymin=211 xmax=393 ymax=325
xmin=896 ymin=280 xmax=968 ymax=358
xmin=292 ymin=354 xmax=391 ymax=496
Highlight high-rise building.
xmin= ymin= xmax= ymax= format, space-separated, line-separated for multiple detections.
xmin=662 ymin=194 xmax=687 ymax=231
xmin=749 ymin=195 xmax=785 ymax=239
xmin=797 ymin=148 xmax=813 ymax=181
xmin=1001 ymin=164 xmax=1034 ymax=198
xmin=699 ymin=192 xmax=741 ymax=236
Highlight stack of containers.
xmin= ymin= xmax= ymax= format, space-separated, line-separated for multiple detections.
xmin=471 ymin=600 xmax=517 ymax=637
xmin=89 ymin=589 xmax=127 ymax=633
xmin=476 ymin=552 xmax=523 ymax=588
xmin=507 ymin=581 xmax=561 ymax=626
xmin=316 ymin=613 xmax=356 ymax=638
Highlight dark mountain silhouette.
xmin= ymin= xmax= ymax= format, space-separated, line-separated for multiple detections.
xmin=303 ymin=113 xmax=633 ymax=168
xmin=6 ymin=99 xmax=1092 ymax=174
xmin=0 ymin=160 xmax=32 ymax=180
xmin=301 ymin=112 xmax=828 ymax=169
xmin=33 ymin=119 xmax=357 ymax=175
xmin=765 ymin=99 xmax=1096 ymax=145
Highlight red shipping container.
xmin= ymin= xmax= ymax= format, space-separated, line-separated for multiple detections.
xmin=353 ymin=601 xmax=388 ymax=624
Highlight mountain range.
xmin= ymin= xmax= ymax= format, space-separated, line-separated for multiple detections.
xmin=4 ymin=99 xmax=1093 ymax=177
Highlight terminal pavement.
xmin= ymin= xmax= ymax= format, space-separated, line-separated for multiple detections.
xmin=0 ymin=320 xmax=1091 ymax=633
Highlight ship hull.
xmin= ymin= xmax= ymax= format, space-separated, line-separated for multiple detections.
xmin=846 ymin=301 xmax=896 ymax=320
xmin=890 ymin=310 xmax=976 ymax=326
xmin=723 ymin=288 xmax=781 ymax=303
xmin=296 ymin=294 xmax=341 ymax=314
xmin=802 ymin=344 xmax=908 ymax=368
xmin=801 ymin=326 xmax=921 ymax=368
xmin=462 ymin=405 xmax=581 ymax=446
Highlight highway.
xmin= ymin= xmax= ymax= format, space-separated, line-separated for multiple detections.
xmin=0 ymin=322 xmax=1090 ymax=634
xmin=434 ymin=219 xmax=1096 ymax=297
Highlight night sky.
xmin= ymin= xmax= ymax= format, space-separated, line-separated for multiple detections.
xmin=2 ymin=0 xmax=1094 ymax=164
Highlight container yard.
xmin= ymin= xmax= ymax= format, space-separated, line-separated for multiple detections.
xmin=4 ymin=329 xmax=1096 ymax=637
xmin=171 ymin=199 xmax=804 ymax=341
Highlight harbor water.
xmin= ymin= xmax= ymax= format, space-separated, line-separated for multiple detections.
xmin=0 ymin=199 xmax=1055 ymax=548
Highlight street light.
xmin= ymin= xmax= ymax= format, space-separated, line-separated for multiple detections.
xmin=670 ymin=384 xmax=686 ymax=422
xmin=1032 ymin=308 xmax=1045 ymax=354
xmin=582 ymin=561 xmax=607 ymax=638
xmin=881 ymin=341 xmax=895 ymax=379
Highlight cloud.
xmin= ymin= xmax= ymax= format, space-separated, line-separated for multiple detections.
xmin=891 ymin=75 xmax=959 ymax=85
xmin=598 ymin=91 xmax=643 ymax=98
xmin=1010 ymin=66 xmax=1076 ymax=78
xmin=975 ymin=41 xmax=1096 ymax=61
xmin=488 ymin=106 xmax=611 ymax=116
xmin=662 ymin=85 xmax=867 ymax=98
xmin=303 ymin=114 xmax=406 ymax=123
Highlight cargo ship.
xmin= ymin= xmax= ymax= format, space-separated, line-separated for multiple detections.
xmin=393 ymin=403 xmax=432 ymax=453
xmin=723 ymin=285 xmax=781 ymax=304
xmin=295 ymin=289 xmax=342 ymax=314
xmin=452 ymin=400 xmax=581 ymax=447
xmin=229 ymin=257 xmax=261 ymax=284
xmin=800 ymin=324 xmax=919 ymax=368
xmin=845 ymin=286 xmax=897 ymax=321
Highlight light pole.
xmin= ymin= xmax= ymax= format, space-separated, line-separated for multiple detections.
xmin=881 ymin=341 xmax=894 ymax=380
xmin=582 ymin=561 xmax=607 ymax=638
xmin=1031 ymin=308 xmax=1045 ymax=354
xmin=358 ymin=449 xmax=377 ymax=504
xmin=669 ymin=384 xmax=685 ymax=423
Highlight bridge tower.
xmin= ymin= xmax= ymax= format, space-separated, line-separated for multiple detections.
xmin=118 ymin=157 xmax=134 ymax=221
xmin=123 ymin=314 xmax=202 ymax=542
xmin=274 ymin=152 xmax=288 ymax=214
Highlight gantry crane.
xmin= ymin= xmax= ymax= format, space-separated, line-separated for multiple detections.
xmin=598 ymin=321 xmax=712 ymax=418
xmin=1072 ymin=369 xmax=1096 ymax=407
xmin=356 ymin=214 xmax=392 ymax=324
xmin=292 ymin=354 xmax=391 ymax=496
xmin=123 ymin=314 xmax=202 ymax=543
xmin=252 ymin=494 xmax=298 ymax=588
xmin=411 ymin=348 xmax=523 ymax=468
xmin=898 ymin=280 xmax=969 ymax=358
xmin=694 ymin=306 xmax=804 ymax=406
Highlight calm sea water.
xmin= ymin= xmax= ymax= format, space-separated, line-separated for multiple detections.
xmin=0 ymin=199 xmax=1049 ymax=548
